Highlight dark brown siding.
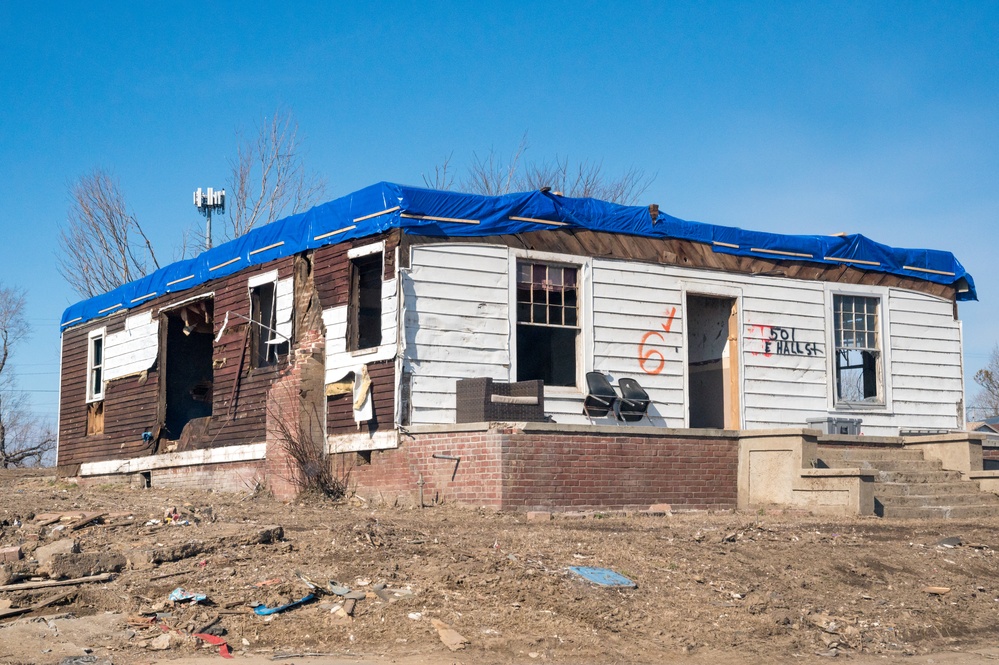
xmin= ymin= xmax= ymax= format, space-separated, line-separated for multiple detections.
xmin=58 ymin=258 xmax=297 ymax=467
xmin=327 ymin=360 xmax=395 ymax=435
xmin=315 ymin=231 xmax=399 ymax=434
xmin=58 ymin=315 xmax=162 ymax=466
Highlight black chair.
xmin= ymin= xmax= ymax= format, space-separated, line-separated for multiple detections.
xmin=616 ymin=378 xmax=651 ymax=422
xmin=583 ymin=372 xmax=617 ymax=418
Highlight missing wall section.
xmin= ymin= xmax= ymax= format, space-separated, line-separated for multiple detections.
xmin=162 ymin=301 xmax=215 ymax=442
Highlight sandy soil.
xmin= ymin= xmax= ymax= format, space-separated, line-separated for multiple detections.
xmin=2 ymin=469 xmax=999 ymax=664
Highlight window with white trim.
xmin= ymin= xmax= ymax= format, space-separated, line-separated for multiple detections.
xmin=250 ymin=281 xmax=288 ymax=367
xmin=515 ymin=261 xmax=579 ymax=387
xmin=833 ymin=294 xmax=882 ymax=404
xmin=86 ymin=328 xmax=106 ymax=403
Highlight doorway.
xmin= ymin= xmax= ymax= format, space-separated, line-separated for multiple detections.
xmin=161 ymin=300 xmax=214 ymax=441
xmin=686 ymin=295 xmax=740 ymax=429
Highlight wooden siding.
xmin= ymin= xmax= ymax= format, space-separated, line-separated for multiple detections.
xmin=404 ymin=244 xmax=511 ymax=425
xmin=403 ymin=230 xmax=957 ymax=301
xmin=59 ymin=315 xmax=159 ymax=465
xmin=402 ymin=242 xmax=964 ymax=436
xmin=328 ymin=360 xmax=395 ymax=434
xmin=314 ymin=232 xmax=400 ymax=433
xmin=59 ymin=258 xmax=297 ymax=467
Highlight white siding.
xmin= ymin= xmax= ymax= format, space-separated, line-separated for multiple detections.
xmin=323 ymin=278 xmax=398 ymax=383
xmin=404 ymin=244 xmax=511 ymax=425
xmin=587 ymin=259 xmax=684 ymax=427
xmin=856 ymin=288 xmax=963 ymax=434
xmin=104 ymin=311 xmax=158 ymax=381
xmin=401 ymin=242 xmax=965 ymax=435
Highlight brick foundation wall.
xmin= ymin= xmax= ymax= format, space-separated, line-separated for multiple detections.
xmin=341 ymin=425 xmax=739 ymax=511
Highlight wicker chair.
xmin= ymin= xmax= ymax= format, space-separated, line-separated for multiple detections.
xmin=455 ymin=377 xmax=546 ymax=423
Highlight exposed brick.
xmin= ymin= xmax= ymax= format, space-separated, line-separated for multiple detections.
xmin=0 ymin=545 xmax=22 ymax=563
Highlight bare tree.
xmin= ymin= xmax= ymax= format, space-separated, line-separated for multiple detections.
xmin=970 ymin=344 xmax=999 ymax=420
xmin=221 ymin=110 xmax=328 ymax=244
xmin=426 ymin=134 xmax=655 ymax=205
xmin=60 ymin=111 xmax=328 ymax=297
xmin=58 ymin=169 xmax=161 ymax=299
xmin=0 ymin=287 xmax=55 ymax=468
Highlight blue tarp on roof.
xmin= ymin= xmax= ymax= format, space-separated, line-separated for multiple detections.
xmin=60 ymin=181 xmax=977 ymax=328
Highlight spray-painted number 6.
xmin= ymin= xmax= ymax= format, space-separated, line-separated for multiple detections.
xmin=637 ymin=307 xmax=677 ymax=375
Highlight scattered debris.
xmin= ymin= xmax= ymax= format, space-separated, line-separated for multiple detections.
xmin=252 ymin=594 xmax=316 ymax=616
xmin=568 ymin=566 xmax=637 ymax=588
xmin=0 ymin=572 xmax=113 ymax=592
xmin=922 ymin=586 xmax=951 ymax=595
xmin=430 ymin=618 xmax=469 ymax=651
xmin=169 ymin=588 xmax=208 ymax=605
xmin=936 ymin=536 xmax=962 ymax=548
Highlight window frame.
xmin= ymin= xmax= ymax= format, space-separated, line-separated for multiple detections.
xmin=247 ymin=270 xmax=288 ymax=368
xmin=347 ymin=242 xmax=385 ymax=354
xmin=509 ymin=249 xmax=589 ymax=393
xmin=86 ymin=327 xmax=106 ymax=403
xmin=826 ymin=286 xmax=892 ymax=411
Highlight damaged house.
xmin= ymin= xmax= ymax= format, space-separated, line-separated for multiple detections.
xmin=57 ymin=182 xmax=991 ymax=515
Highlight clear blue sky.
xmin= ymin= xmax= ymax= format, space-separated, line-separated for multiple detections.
xmin=1 ymin=2 xmax=997 ymax=427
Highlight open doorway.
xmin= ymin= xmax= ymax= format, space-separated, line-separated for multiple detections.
xmin=161 ymin=300 xmax=214 ymax=442
xmin=686 ymin=295 xmax=740 ymax=429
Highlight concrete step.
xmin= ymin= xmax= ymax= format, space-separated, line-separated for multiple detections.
xmin=820 ymin=458 xmax=943 ymax=473
xmin=876 ymin=492 xmax=999 ymax=508
xmin=876 ymin=481 xmax=994 ymax=497
xmin=876 ymin=469 xmax=964 ymax=484
xmin=817 ymin=447 xmax=925 ymax=462
xmin=879 ymin=504 xmax=999 ymax=519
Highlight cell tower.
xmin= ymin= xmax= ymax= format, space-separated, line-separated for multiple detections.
xmin=193 ymin=187 xmax=226 ymax=250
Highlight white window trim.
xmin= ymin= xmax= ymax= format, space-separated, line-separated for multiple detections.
xmin=508 ymin=248 xmax=591 ymax=395
xmin=348 ymin=240 xmax=386 ymax=260
xmin=824 ymin=284 xmax=893 ymax=413
xmin=86 ymin=327 xmax=107 ymax=403
xmin=247 ymin=270 xmax=279 ymax=289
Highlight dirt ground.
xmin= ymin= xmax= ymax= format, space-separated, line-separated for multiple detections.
xmin=2 ymin=469 xmax=999 ymax=665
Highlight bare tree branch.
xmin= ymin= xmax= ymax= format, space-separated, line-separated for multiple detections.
xmin=0 ymin=286 xmax=55 ymax=468
xmin=437 ymin=134 xmax=655 ymax=205
xmin=218 ymin=110 xmax=328 ymax=244
xmin=970 ymin=344 xmax=999 ymax=421
xmin=58 ymin=169 xmax=160 ymax=299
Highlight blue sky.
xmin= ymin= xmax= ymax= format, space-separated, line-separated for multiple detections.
xmin=1 ymin=2 xmax=997 ymax=427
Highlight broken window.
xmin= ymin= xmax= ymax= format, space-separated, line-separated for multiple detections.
xmin=349 ymin=252 xmax=383 ymax=351
xmin=87 ymin=328 xmax=105 ymax=402
xmin=833 ymin=294 xmax=882 ymax=403
xmin=250 ymin=282 xmax=288 ymax=367
xmin=516 ymin=261 xmax=579 ymax=387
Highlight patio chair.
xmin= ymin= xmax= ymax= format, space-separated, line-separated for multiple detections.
xmin=583 ymin=371 xmax=618 ymax=418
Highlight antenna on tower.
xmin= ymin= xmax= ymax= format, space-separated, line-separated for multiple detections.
xmin=194 ymin=187 xmax=226 ymax=250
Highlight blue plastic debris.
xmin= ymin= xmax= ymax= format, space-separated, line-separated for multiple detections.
xmin=569 ymin=566 xmax=637 ymax=588
xmin=252 ymin=593 xmax=316 ymax=616
xmin=168 ymin=588 xmax=208 ymax=604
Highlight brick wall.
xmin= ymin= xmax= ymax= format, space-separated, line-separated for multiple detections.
xmin=341 ymin=425 xmax=739 ymax=511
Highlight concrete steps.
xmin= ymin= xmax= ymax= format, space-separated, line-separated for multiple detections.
xmin=816 ymin=444 xmax=999 ymax=519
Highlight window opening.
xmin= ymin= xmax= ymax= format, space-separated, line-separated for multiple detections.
xmin=834 ymin=294 xmax=882 ymax=403
xmin=250 ymin=282 xmax=287 ymax=367
xmin=87 ymin=331 xmax=105 ymax=402
xmin=516 ymin=261 xmax=579 ymax=387
xmin=350 ymin=253 xmax=383 ymax=351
